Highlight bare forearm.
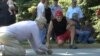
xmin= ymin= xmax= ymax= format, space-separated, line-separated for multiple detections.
xmin=46 ymin=33 xmax=50 ymax=44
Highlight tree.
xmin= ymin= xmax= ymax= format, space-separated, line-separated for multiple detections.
xmin=15 ymin=0 xmax=39 ymax=21
xmin=80 ymin=0 xmax=100 ymax=42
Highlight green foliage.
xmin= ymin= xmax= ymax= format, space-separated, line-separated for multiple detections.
xmin=15 ymin=0 xmax=39 ymax=21
xmin=93 ymin=16 xmax=100 ymax=42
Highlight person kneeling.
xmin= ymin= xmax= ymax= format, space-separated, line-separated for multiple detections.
xmin=46 ymin=10 xmax=77 ymax=49
xmin=0 ymin=16 xmax=52 ymax=56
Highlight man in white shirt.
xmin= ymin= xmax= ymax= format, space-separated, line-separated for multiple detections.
xmin=0 ymin=16 xmax=52 ymax=56
xmin=37 ymin=0 xmax=45 ymax=17
xmin=66 ymin=0 xmax=84 ymax=20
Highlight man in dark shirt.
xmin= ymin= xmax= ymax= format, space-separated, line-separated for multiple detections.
xmin=45 ymin=1 xmax=52 ymax=24
xmin=46 ymin=10 xmax=77 ymax=48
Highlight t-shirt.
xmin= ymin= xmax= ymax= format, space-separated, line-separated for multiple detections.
xmin=52 ymin=17 xmax=67 ymax=36
xmin=66 ymin=6 xmax=83 ymax=20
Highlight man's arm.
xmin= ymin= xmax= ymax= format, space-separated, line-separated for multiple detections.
xmin=46 ymin=21 xmax=53 ymax=48
xmin=66 ymin=19 xmax=76 ymax=30
xmin=28 ymin=25 xmax=42 ymax=51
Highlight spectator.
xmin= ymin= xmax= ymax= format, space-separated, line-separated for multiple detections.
xmin=50 ymin=0 xmax=62 ymax=41
xmin=66 ymin=0 xmax=84 ymax=21
xmin=0 ymin=0 xmax=16 ymax=26
xmin=45 ymin=1 xmax=52 ymax=24
xmin=0 ymin=16 xmax=52 ymax=56
xmin=76 ymin=20 xmax=95 ymax=43
xmin=37 ymin=0 xmax=45 ymax=17
xmin=0 ymin=0 xmax=10 ymax=26
xmin=66 ymin=0 xmax=84 ymax=43
xmin=50 ymin=0 xmax=62 ymax=18
xmin=37 ymin=0 xmax=46 ymax=44
xmin=46 ymin=10 xmax=77 ymax=49
xmin=7 ymin=0 xmax=16 ymax=15
xmin=7 ymin=0 xmax=17 ymax=25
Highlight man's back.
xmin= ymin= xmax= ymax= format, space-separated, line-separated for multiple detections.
xmin=2 ymin=21 xmax=38 ymax=40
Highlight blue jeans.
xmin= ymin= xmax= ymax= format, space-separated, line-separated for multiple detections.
xmin=39 ymin=28 xmax=46 ymax=44
xmin=77 ymin=31 xmax=90 ymax=43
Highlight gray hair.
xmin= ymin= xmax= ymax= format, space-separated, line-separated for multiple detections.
xmin=35 ymin=16 xmax=47 ymax=25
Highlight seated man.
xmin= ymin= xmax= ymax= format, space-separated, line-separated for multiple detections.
xmin=76 ymin=20 xmax=95 ymax=43
xmin=0 ymin=16 xmax=52 ymax=56
xmin=46 ymin=10 xmax=77 ymax=49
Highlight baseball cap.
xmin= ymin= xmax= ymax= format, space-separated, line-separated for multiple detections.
xmin=55 ymin=10 xmax=63 ymax=16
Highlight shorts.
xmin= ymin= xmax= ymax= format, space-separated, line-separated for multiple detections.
xmin=56 ymin=30 xmax=70 ymax=42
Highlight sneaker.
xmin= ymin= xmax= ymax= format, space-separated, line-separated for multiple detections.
xmin=69 ymin=45 xmax=78 ymax=49
xmin=35 ymin=51 xmax=46 ymax=55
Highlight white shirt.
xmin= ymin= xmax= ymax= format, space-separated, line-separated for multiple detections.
xmin=66 ymin=6 xmax=83 ymax=20
xmin=0 ymin=21 xmax=40 ymax=41
xmin=37 ymin=2 xmax=45 ymax=17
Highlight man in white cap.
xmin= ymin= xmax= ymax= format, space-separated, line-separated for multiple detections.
xmin=0 ymin=16 xmax=52 ymax=56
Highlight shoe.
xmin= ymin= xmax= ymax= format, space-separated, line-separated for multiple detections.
xmin=46 ymin=49 xmax=53 ymax=55
xmin=35 ymin=51 xmax=46 ymax=55
xmin=69 ymin=45 xmax=78 ymax=49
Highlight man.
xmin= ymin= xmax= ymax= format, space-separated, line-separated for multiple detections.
xmin=37 ymin=0 xmax=47 ymax=44
xmin=0 ymin=0 xmax=13 ymax=26
xmin=37 ymin=0 xmax=46 ymax=44
xmin=66 ymin=0 xmax=83 ymax=21
xmin=77 ymin=20 xmax=95 ymax=43
xmin=0 ymin=16 xmax=52 ymax=56
xmin=46 ymin=10 xmax=77 ymax=48
xmin=37 ymin=0 xmax=45 ymax=17
xmin=50 ymin=0 xmax=62 ymax=41
xmin=50 ymin=0 xmax=62 ymax=18
xmin=66 ymin=0 xmax=84 ymax=43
